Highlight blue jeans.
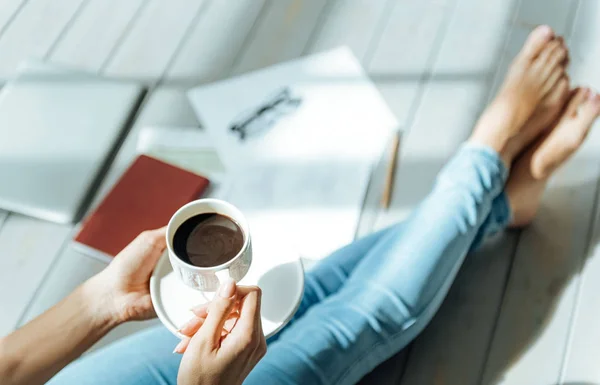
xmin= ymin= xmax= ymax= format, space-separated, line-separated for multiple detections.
xmin=49 ymin=144 xmax=511 ymax=385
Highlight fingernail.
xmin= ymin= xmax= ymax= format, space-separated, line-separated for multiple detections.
xmin=177 ymin=317 xmax=195 ymax=334
xmin=173 ymin=340 xmax=186 ymax=354
xmin=218 ymin=277 xmax=236 ymax=298
xmin=190 ymin=304 xmax=208 ymax=316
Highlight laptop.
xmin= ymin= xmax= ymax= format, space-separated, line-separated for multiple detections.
xmin=0 ymin=63 xmax=145 ymax=224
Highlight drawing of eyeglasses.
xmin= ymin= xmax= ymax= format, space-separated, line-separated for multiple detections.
xmin=229 ymin=87 xmax=302 ymax=141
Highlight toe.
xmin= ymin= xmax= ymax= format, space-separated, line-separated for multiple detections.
xmin=555 ymin=76 xmax=570 ymax=101
xmin=542 ymin=66 xmax=566 ymax=95
xmin=564 ymin=87 xmax=589 ymax=117
xmin=545 ymin=41 xmax=568 ymax=70
xmin=521 ymin=25 xmax=554 ymax=60
xmin=576 ymin=90 xmax=600 ymax=126
xmin=542 ymin=75 xmax=570 ymax=115
xmin=556 ymin=36 xmax=571 ymax=67
xmin=531 ymin=88 xmax=600 ymax=179
xmin=535 ymin=39 xmax=563 ymax=69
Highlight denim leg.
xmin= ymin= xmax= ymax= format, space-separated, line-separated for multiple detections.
xmin=244 ymin=144 xmax=510 ymax=385
xmin=47 ymin=144 xmax=511 ymax=385
xmin=292 ymin=190 xmax=510 ymax=323
xmin=47 ymin=326 xmax=181 ymax=385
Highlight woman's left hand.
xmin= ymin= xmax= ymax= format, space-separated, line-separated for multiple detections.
xmin=89 ymin=227 xmax=167 ymax=323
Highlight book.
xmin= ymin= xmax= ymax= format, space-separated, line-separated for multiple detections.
xmin=73 ymin=155 xmax=210 ymax=262
xmin=136 ymin=125 xmax=227 ymax=180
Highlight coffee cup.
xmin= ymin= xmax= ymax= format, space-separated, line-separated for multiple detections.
xmin=166 ymin=198 xmax=252 ymax=292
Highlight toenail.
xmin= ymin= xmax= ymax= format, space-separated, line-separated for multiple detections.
xmin=587 ymin=90 xmax=597 ymax=101
xmin=538 ymin=25 xmax=553 ymax=37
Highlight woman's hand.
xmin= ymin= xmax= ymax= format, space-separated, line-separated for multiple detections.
xmin=89 ymin=227 xmax=167 ymax=324
xmin=0 ymin=228 xmax=168 ymax=385
xmin=177 ymin=280 xmax=267 ymax=385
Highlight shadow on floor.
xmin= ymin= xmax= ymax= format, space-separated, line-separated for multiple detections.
xmin=354 ymin=159 xmax=600 ymax=384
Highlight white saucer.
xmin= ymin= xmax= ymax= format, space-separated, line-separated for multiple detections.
xmin=150 ymin=246 xmax=305 ymax=339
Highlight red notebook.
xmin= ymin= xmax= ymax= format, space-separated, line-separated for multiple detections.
xmin=74 ymin=155 xmax=210 ymax=261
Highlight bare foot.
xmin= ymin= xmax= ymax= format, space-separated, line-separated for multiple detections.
xmin=469 ymin=25 xmax=569 ymax=166
xmin=507 ymin=87 xmax=600 ymax=227
xmin=504 ymin=71 xmax=570 ymax=160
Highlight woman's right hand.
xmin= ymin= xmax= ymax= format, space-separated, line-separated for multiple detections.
xmin=176 ymin=279 xmax=267 ymax=385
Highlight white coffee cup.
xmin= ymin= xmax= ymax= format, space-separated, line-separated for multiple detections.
xmin=166 ymin=199 xmax=252 ymax=292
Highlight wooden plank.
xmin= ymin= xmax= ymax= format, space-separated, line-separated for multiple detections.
xmin=49 ymin=0 xmax=145 ymax=72
xmin=231 ymin=0 xmax=330 ymax=75
xmin=0 ymin=0 xmax=86 ymax=80
xmin=17 ymin=241 xmax=162 ymax=355
xmin=548 ymin=1 xmax=600 ymax=382
xmin=357 ymin=0 xmax=460 ymax=241
xmin=359 ymin=350 xmax=409 ymax=385
xmin=370 ymin=1 xmax=521 ymax=384
xmin=481 ymin=165 xmax=599 ymax=385
xmin=351 ymin=0 xmax=463 ymax=382
xmin=487 ymin=0 xmax=579 ymax=100
xmin=165 ymin=0 xmax=266 ymax=84
xmin=0 ymin=214 xmax=71 ymax=336
xmin=401 ymin=234 xmax=519 ymax=385
xmin=104 ymin=0 xmax=206 ymax=82
xmin=478 ymin=1 xmax=588 ymax=384
xmin=0 ymin=210 xmax=8 ymax=230
xmin=304 ymin=0 xmax=390 ymax=63
xmin=18 ymin=246 xmax=107 ymax=325
xmin=367 ymin=0 xmax=457 ymax=127
xmin=387 ymin=0 xmax=521 ymax=383
xmin=0 ymin=0 xmax=26 ymax=37
xmin=560 ymin=165 xmax=600 ymax=380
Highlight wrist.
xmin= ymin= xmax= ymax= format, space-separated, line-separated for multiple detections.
xmin=81 ymin=274 xmax=124 ymax=329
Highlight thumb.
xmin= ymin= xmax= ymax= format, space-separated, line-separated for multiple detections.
xmin=197 ymin=277 xmax=237 ymax=348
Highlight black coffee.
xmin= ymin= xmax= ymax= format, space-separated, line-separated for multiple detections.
xmin=173 ymin=213 xmax=244 ymax=267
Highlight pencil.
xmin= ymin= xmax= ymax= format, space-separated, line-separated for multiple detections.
xmin=381 ymin=131 xmax=401 ymax=209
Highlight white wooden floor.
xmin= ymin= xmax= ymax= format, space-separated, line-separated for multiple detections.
xmin=0 ymin=1 xmax=599 ymax=384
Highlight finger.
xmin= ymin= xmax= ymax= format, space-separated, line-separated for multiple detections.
xmin=116 ymin=228 xmax=167 ymax=275
xmin=173 ymin=337 xmax=190 ymax=354
xmin=180 ymin=311 xmax=240 ymax=338
xmin=223 ymin=314 xmax=239 ymax=333
xmin=190 ymin=303 xmax=209 ymax=318
xmin=191 ymin=300 xmax=242 ymax=317
xmin=197 ymin=278 xmax=238 ymax=348
xmin=231 ymin=286 xmax=262 ymax=338
xmin=178 ymin=316 xmax=206 ymax=337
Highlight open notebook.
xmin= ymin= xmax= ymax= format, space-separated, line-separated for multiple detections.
xmin=188 ymin=47 xmax=398 ymax=261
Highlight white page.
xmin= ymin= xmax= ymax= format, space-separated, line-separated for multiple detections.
xmin=188 ymin=47 xmax=397 ymax=260
xmin=136 ymin=125 xmax=227 ymax=180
